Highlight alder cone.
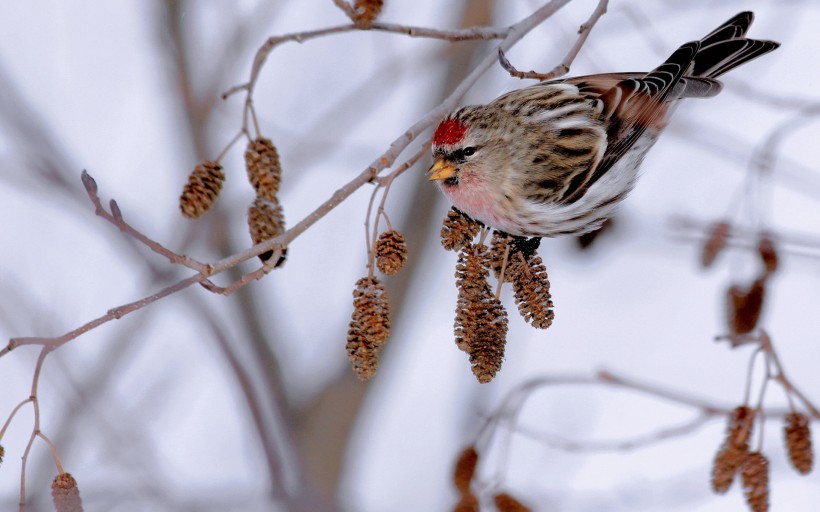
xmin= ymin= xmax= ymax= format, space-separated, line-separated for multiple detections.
xmin=702 ymin=221 xmax=730 ymax=268
xmin=245 ymin=137 xmax=281 ymax=201
xmin=247 ymin=197 xmax=286 ymax=265
xmin=784 ymin=412 xmax=813 ymax=474
xmin=375 ymin=230 xmax=408 ymax=275
xmin=51 ymin=472 xmax=83 ymax=512
xmin=346 ymin=276 xmax=390 ymax=380
xmin=453 ymin=445 xmax=479 ymax=494
xmin=441 ymin=208 xmax=480 ymax=252
xmin=352 ymin=0 xmax=383 ymax=25
xmin=179 ymin=161 xmax=224 ymax=219
xmin=454 ymin=243 xmax=508 ymax=383
xmin=727 ymin=278 xmax=766 ymax=334
xmin=494 ymin=492 xmax=532 ymax=512
xmin=741 ymin=452 xmax=770 ymax=512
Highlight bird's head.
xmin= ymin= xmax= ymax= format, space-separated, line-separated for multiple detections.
xmin=428 ymin=108 xmax=505 ymax=189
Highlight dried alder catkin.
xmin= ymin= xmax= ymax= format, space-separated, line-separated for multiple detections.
xmin=0 ymin=444 xmax=4 ymax=466
xmin=712 ymin=406 xmax=754 ymax=494
xmin=741 ymin=452 xmax=770 ymax=512
xmin=454 ymin=244 xmax=508 ymax=383
xmin=179 ymin=160 xmax=224 ymax=219
xmin=245 ymin=137 xmax=281 ymax=201
xmin=507 ymin=252 xmax=554 ymax=329
xmin=375 ymin=230 xmax=408 ymax=275
xmin=453 ymin=445 xmax=479 ymax=495
xmin=247 ymin=197 xmax=286 ymax=265
xmin=453 ymin=494 xmax=479 ymax=512
xmin=757 ymin=235 xmax=779 ymax=275
xmin=494 ymin=492 xmax=532 ymax=512
xmin=51 ymin=472 xmax=83 ymax=512
xmin=702 ymin=221 xmax=730 ymax=268
xmin=346 ymin=276 xmax=390 ymax=380
xmin=352 ymin=0 xmax=383 ymax=25
xmin=441 ymin=208 xmax=480 ymax=252
xmin=784 ymin=412 xmax=813 ymax=474
xmin=727 ymin=278 xmax=766 ymax=335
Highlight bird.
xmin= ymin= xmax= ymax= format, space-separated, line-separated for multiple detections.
xmin=428 ymin=12 xmax=779 ymax=238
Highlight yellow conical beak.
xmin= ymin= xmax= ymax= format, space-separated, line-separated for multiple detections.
xmin=427 ymin=158 xmax=458 ymax=181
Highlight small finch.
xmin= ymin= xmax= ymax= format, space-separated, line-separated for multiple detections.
xmin=429 ymin=12 xmax=779 ymax=237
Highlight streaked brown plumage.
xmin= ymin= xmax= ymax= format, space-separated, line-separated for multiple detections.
xmin=429 ymin=12 xmax=779 ymax=237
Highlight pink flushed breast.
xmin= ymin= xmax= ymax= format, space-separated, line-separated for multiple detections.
xmin=440 ymin=175 xmax=515 ymax=234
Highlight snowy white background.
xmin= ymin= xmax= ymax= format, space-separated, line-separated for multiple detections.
xmin=1 ymin=1 xmax=819 ymax=511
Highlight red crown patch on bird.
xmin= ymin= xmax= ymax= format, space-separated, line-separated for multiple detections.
xmin=433 ymin=118 xmax=468 ymax=146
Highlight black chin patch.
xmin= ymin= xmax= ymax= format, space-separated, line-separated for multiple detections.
xmin=443 ymin=176 xmax=459 ymax=186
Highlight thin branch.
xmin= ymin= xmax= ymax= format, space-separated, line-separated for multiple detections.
xmin=222 ymin=22 xmax=508 ymax=99
xmin=81 ymin=171 xmax=209 ymax=273
xmin=498 ymin=0 xmax=608 ymax=81
xmin=6 ymin=275 xmax=203 ymax=354
xmin=507 ymin=412 xmax=714 ymax=452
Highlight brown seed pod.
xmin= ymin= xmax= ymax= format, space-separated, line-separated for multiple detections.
xmin=346 ymin=276 xmax=390 ymax=381
xmin=702 ymin=221 xmax=730 ymax=268
xmin=375 ymin=230 xmax=408 ymax=275
xmin=51 ymin=472 xmax=83 ymax=512
xmin=441 ymin=208 xmax=480 ymax=252
xmin=711 ymin=406 xmax=755 ymax=493
xmin=453 ymin=493 xmax=479 ymax=512
xmin=727 ymin=278 xmax=766 ymax=335
xmin=741 ymin=451 xmax=770 ymax=512
xmin=453 ymin=445 xmax=479 ymax=495
xmin=454 ymin=243 xmax=508 ymax=383
xmin=245 ymin=137 xmax=282 ymax=201
xmin=352 ymin=0 xmax=384 ymax=26
xmin=712 ymin=443 xmax=750 ymax=494
xmin=179 ymin=160 xmax=224 ymax=219
xmin=508 ymin=252 xmax=554 ymax=329
xmin=0 ymin=444 xmax=4 ymax=465
xmin=493 ymin=492 xmax=532 ymax=512
xmin=247 ymin=197 xmax=286 ymax=265
xmin=784 ymin=412 xmax=813 ymax=474
xmin=757 ymin=235 xmax=779 ymax=275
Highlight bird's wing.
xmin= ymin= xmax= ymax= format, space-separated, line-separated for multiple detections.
xmin=556 ymin=41 xmax=700 ymax=204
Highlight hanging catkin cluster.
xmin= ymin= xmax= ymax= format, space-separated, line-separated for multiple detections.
xmin=441 ymin=208 xmax=555 ymax=382
xmin=179 ymin=160 xmax=224 ymax=219
xmin=375 ymin=230 xmax=408 ymax=275
xmin=245 ymin=137 xmax=287 ymax=264
xmin=454 ymin=243 xmax=508 ymax=383
xmin=712 ymin=405 xmax=754 ymax=494
xmin=346 ymin=276 xmax=390 ymax=380
xmin=51 ymin=472 xmax=83 ymax=512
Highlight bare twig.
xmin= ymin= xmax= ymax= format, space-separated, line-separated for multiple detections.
xmin=498 ymin=0 xmax=608 ymax=81
xmin=81 ymin=171 xmax=209 ymax=273
xmin=222 ymin=22 xmax=509 ymax=99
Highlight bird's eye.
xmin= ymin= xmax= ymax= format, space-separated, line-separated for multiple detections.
xmin=462 ymin=147 xmax=476 ymax=157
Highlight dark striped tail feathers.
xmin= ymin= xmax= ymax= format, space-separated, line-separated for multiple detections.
xmin=692 ymin=11 xmax=780 ymax=78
